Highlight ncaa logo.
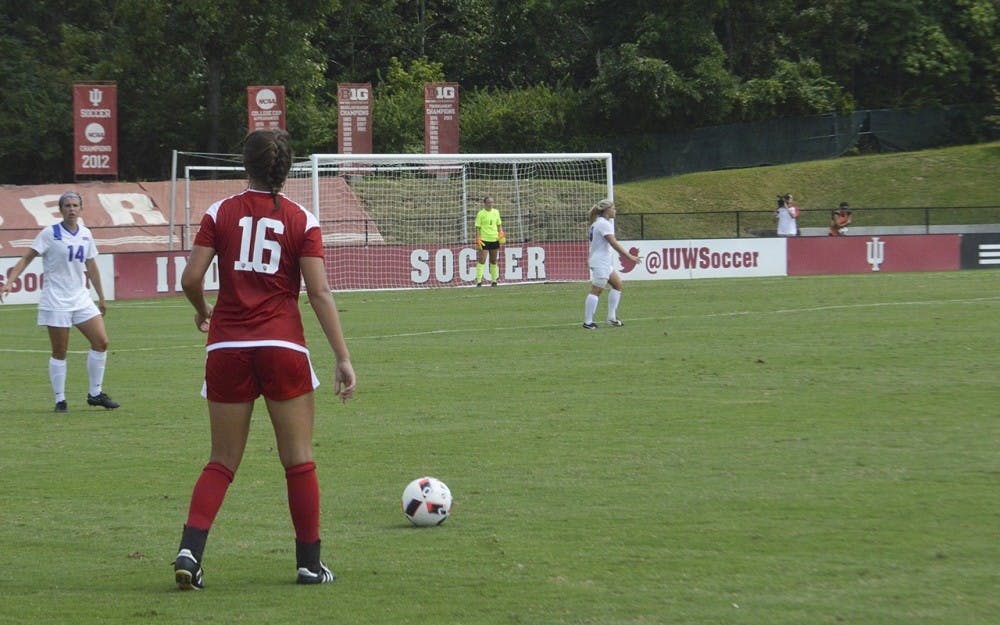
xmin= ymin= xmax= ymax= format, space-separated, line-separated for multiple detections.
xmin=85 ymin=123 xmax=106 ymax=143
xmin=256 ymin=88 xmax=277 ymax=110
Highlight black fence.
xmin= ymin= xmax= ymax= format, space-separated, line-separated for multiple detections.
xmin=610 ymin=104 xmax=997 ymax=182
xmin=615 ymin=205 xmax=1000 ymax=240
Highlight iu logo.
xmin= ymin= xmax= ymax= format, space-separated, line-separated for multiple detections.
xmin=866 ymin=237 xmax=886 ymax=272
xmin=88 ymin=88 xmax=103 ymax=107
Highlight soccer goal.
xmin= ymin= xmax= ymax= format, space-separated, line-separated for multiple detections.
xmin=171 ymin=151 xmax=612 ymax=290
xmin=307 ymin=152 xmax=613 ymax=290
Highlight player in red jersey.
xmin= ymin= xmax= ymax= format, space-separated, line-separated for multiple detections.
xmin=173 ymin=129 xmax=356 ymax=590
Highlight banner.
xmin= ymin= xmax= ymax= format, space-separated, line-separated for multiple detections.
xmin=960 ymin=234 xmax=1000 ymax=269
xmin=787 ymin=235 xmax=960 ymax=275
xmin=618 ymin=239 xmax=787 ymax=280
xmin=424 ymin=82 xmax=459 ymax=154
xmin=337 ymin=83 xmax=373 ymax=154
xmin=73 ymin=83 xmax=117 ymax=177
xmin=247 ymin=85 xmax=286 ymax=131
xmin=0 ymin=255 xmax=115 ymax=305
xmin=0 ymin=177 xmax=377 ymax=256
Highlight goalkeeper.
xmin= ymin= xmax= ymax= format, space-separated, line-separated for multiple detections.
xmin=474 ymin=196 xmax=505 ymax=287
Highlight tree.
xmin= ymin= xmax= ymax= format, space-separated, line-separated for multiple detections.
xmin=0 ymin=0 xmax=994 ymax=184
xmin=372 ymin=56 xmax=446 ymax=153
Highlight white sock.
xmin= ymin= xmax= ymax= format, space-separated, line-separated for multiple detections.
xmin=608 ymin=289 xmax=622 ymax=321
xmin=87 ymin=349 xmax=107 ymax=396
xmin=50 ymin=358 xmax=67 ymax=402
xmin=584 ymin=293 xmax=599 ymax=324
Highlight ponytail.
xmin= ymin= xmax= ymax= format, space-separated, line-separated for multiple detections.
xmin=243 ymin=129 xmax=293 ymax=210
xmin=589 ymin=199 xmax=614 ymax=224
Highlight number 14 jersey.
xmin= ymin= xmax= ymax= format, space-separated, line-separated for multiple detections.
xmin=30 ymin=222 xmax=99 ymax=311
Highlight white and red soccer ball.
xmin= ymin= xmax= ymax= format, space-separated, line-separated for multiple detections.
xmin=401 ymin=477 xmax=452 ymax=526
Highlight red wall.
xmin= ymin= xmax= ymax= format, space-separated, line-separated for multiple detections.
xmin=787 ymin=235 xmax=960 ymax=275
xmin=4 ymin=235 xmax=973 ymax=302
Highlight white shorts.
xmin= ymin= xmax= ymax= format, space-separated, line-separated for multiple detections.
xmin=37 ymin=302 xmax=101 ymax=328
xmin=590 ymin=265 xmax=612 ymax=288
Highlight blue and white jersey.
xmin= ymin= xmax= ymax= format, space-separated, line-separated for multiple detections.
xmin=30 ymin=222 xmax=99 ymax=311
xmin=588 ymin=216 xmax=615 ymax=271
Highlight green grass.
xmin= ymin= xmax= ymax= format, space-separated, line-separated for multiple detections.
xmin=616 ymin=141 xmax=1000 ymax=212
xmin=1 ymin=272 xmax=998 ymax=624
xmin=614 ymin=141 xmax=1000 ymax=237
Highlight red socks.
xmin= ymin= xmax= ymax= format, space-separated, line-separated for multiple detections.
xmin=185 ymin=462 xmax=235 ymax=530
xmin=185 ymin=460 xmax=320 ymax=544
xmin=285 ymin=461 xmax=320 ymax=544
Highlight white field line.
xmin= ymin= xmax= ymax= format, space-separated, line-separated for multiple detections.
xmin=2 ymin=295 xmax=996 ymax=354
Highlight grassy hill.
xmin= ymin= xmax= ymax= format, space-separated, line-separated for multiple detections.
xmin=613 ymin=141 xmax=1000 ymax=238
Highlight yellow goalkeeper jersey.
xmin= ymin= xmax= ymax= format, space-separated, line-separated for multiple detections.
xmin=475 ymin=208 xmax=502 ymax=242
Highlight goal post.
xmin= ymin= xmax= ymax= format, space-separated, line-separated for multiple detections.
xmin=308 ymin=152 xmax=613 ymax=290
xmin=171 ymin=150 xmax=613 ymax=291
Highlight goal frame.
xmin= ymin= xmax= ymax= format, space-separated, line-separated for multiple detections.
xmin=304 ymin=152 xmax=613 ymax=289
xmin=307 ymin=152 xmax=614 ymax=218
xmin=170 ymin=151 xmax=614 ymax=290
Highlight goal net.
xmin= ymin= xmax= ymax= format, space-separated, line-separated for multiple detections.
xmin=170 ymin=151 xmax=316 ymax=251
xmin=172 ymin=151 xmax=612 ymax=290
xmin=308 ymin=153 xmax=612 ymax=290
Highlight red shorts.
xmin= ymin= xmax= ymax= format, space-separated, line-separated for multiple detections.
xmin=204 ymin=347 xmax=317 ymax=402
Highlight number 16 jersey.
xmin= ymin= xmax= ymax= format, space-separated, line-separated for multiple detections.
xmin=194 ymin=189 xmax=324 ymax=351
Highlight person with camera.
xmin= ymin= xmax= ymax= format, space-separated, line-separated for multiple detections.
xmin=829 ymin=201 xmax=853 ymax=236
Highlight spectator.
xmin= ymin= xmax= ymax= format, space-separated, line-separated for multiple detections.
xmin=775 ymin=194 xmax=799 ymax=237
xmin=829 ymin=202 xmax=853 ymax=236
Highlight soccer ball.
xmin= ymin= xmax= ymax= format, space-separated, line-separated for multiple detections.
xmin=401 ymin=477 xmax=452 ymax=526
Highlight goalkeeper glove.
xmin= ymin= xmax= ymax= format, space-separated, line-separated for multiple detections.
xmin=498 ymin=229 xmax=506 ymax=245
xmin=476 ymin=237 xmax=484 ymax=250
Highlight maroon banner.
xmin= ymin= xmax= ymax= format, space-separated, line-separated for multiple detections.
xmin=73 ymin=83 xmax=118 ymax=177
xmin=424 ymin=82 xmax=459 ymax=154
xmin=337 ymin=83 xmax=373 ymax=154
xmin=113 ymin=250 xmax=216 ymax=299
xmin=26 ymin=236 xmax=978 ymax=300
xmin=247 ymin=85 xmax=286 ymax=131
xmin=326 ymin=241 xmax=584 ymax=290
xmin=788 ymin=234 xmax=961 ymax=275
xmin=104 ymin=242 xmax=587 ymax=299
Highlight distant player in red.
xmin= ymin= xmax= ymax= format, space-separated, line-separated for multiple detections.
xmin=173 ymin=129 xmax=356 ymax=590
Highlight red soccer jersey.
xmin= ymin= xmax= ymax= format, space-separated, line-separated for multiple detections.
xmin=193 ymin=189 xmax=324 ymax=349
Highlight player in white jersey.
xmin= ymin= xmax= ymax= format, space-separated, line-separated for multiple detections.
xmin=583 ymin=199 xmax=641 ymax=329
xmin=0 ymin=191 xmax=120 ymax=412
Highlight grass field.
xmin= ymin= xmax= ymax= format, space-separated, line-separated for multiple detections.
xmin=1 ymin=272 xmax=998 ymax=625
xmin=613 ymin=141 xmax=1000 ymax=238
xmin=615 ymin=141 xmax=1000 ymax=213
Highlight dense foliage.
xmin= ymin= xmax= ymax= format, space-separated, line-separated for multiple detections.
xmin=0 ymin=0 xmax=996 ymax=183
